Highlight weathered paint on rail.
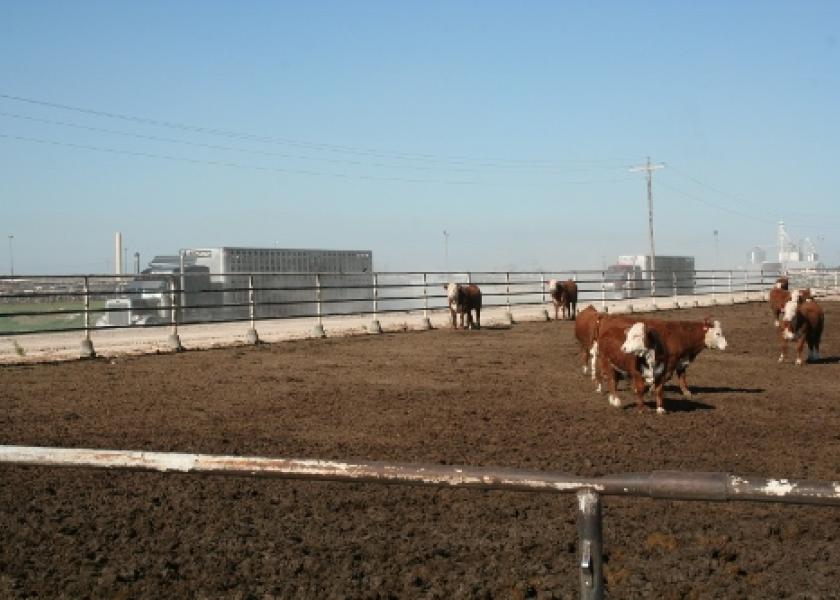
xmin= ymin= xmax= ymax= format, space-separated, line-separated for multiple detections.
xmin=2 ymin=446 xmax=840 ymax=506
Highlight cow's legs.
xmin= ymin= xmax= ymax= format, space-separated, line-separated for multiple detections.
xmin=795 ymin=337 xmax=806 ymax=366
xmin=600 ymin=357 xmax=621 ymax=407
xmin=474 ymin=308 xmax=481 ymax=330
xmin=676 ymin=367 xmax=692 ymax=399
xmin=464 ymin=309 xmax=474 ymax=330
xmin=653 ymin=382 xmax=665 ymax=414
xmin=631 ymin=374 xmax=647 ymax=412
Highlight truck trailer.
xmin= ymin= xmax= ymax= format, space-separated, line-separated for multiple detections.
xmin=602 ymin=255 xmax=695 ymax=299
xmin=96 ymin=247 xmax=374 ymax=327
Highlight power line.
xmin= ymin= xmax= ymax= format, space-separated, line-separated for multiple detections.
xmin=0 ymin=110 xmax=630 ymax=176
xmin=662 ymin=167 xmax=839 ymax=230
xmin=0 ymin=92 xmax=635 ymax=168
xmin=0 ymin=132 xmax=635 ymax=188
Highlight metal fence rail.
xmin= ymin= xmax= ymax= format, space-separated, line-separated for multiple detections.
xmin=2 ymin=445 xmax=840 ymax=599
xmin=1 ymin=268 xmax=837 ymax=358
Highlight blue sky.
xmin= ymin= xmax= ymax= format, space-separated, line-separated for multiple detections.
xmin=1 ymin=1 xmax=838 ymax=274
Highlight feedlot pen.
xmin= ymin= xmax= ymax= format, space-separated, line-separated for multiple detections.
xmin=1 ymin=301 xmax=839 ymax=598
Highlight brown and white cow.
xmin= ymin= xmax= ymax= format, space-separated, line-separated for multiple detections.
xmin=768 ymin=285 xmax=791 ymax=327
xmin=779 ymin=291 xmax=824 ymax=365
xmin=620 ymin=318 xmax=728 ymax=404
xmin=595 ymin=320 xmax=668 ymax=412
xmin=548 ymin=279 xmax=578 ymax=320
xmin=769 ymin=279 xmax=812 ymax=326
xmin=445 ymin=283 xmax=482 ymax=330
xmin=574 ymin=305 xmax=600 ymax=379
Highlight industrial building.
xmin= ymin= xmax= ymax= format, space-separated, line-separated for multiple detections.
xmin=98 ymin=246 xmax=374 ymax=327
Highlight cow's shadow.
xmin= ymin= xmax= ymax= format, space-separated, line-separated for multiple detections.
xmin=664 ymin=385 xmax=765 ymax=395
xmin=624 ymin=398 xmax=716 ymax=413
xmin=807 ymin=356 xmax=840 ymax=365
xmin=477 ymin=324 xmax=513 ymax=331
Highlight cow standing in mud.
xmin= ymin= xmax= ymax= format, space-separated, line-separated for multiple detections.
xmin=445 ymin=283 xmax=482 ymax=330
xmin=548 ymin=279 xmax=578 ymax=320
xmin=595 ymin=320 xmax=669 ymax=412
xmin=779 ymin=291 xmax=824 ymax=365
xmin=768 ymin=277 xmax=790 ymax=326
xmin=574 ymin=305 xmax=600 ymax=379
xmin=619 ymin=318 xmax=728 ymax=411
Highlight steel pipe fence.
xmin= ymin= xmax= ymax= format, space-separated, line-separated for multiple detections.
xmin=1 ymin=269 xmax=837 ymax=349
xmin=2 ymin=445 xmax=840 ymax=599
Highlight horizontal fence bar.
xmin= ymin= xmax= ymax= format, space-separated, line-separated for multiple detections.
xmin=2 ymin=446 xmax=839 ymax=506
xmin=1 ymin=267 xmax=835 ymax=339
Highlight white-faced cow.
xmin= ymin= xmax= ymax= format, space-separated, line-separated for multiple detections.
xmin=768 ymin=278 xmax=812 ymax=326
xmin=548 ymin=279 xmax=578 ymax=320
xmin=595 ymin=320 xmax=668 ymax=412
xmin=620 ymin=318 xmax=727 ymax=407
xmin=445 ymin=283 xmax=482 ymax=330
xmin=779 ymin=291 xmax=824 ymax=365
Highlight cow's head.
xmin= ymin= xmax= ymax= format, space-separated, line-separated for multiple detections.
xmin=445 ymin=283 xmax=459 ymax=305
xmin=548 ymin=279 xmax=559 ymax=293
xmin=621 ymin=322 xmax=659 ymax=383
xmin=703 ymin=319 xmax=728 ymax=350
xmin=621 ymin=322 xmax=647 ymax=355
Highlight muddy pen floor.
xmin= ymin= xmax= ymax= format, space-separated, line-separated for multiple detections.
xmin=1 ymin=301 xmax=839 ymax=599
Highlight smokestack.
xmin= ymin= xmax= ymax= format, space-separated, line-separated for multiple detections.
xmin=115 ymin=232 xmax=123 ymax=275
xmin=134 ymin=252 xmax=140 ymax=274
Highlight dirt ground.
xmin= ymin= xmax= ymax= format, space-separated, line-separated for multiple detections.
xmin=1 ymin=300 xmax=839 ymax=599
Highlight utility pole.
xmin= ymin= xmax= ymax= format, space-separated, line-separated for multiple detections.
xmin=714 ymin=230 xmax=719 ymax=268
xmin=443 ymin=230 xmax=450 ymax=274
xmin=630 ymin=157 xmax=665 ymax=294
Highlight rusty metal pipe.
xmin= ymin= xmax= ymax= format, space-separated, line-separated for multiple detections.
xmin=2 ymin=446 xmax=840 ymax=507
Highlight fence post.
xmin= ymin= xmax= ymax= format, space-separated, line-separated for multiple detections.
xmin=728 ymin=270 xmax=734 ymax=304
xmin=312 ymin=273 xmax=326 ymax=338
xmin=505 ymin=272 xmax=514 ymax=324
xmin=245 ymin=275 xmax=259 ymax=344
xmin=577 ymin=489 xmax=604 ymax=600
xmin=712 ymin=272 xmax=717 ymax=304
xmin=420 ymin=273 xmax=432 ymax=330
xmin=743 ymin=270 xmax=749 ymax=302
xmin=540 ymin=272 xmax=545 ymax=303
xmin=167 ymin=276 xmax=183 ymax=351
xmin=540 ymin=273 xmax=549 ymax=321
xmin=369 ymin=273 xmax=382 ymax=334
xmin=672 ymin=272 xmax=677 ymax=301
xmin=79 ymin=276 xmax=96 ymax=358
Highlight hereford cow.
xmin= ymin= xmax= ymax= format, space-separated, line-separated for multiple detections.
xmin=768 ymin=286 xmax=791 ymax=327
xmin=620 ymin=317 xmax=728 ymax=404
xmin=775 ymin=276 xmax=789 ymax=291
xmin=595 ymin=321 xmax=668 ymax=412
xmin=548 ymin=279 xmax=578 ymax=320
xmin=574 ymin=305 xmax=600 ymax=379
xmin=592 ymin=315 xmax=727 ymax=400
xmin=445 ymin=283 xmax=482 ymax=330
xmin=779 ymin=292 xmax=824 ymax=365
